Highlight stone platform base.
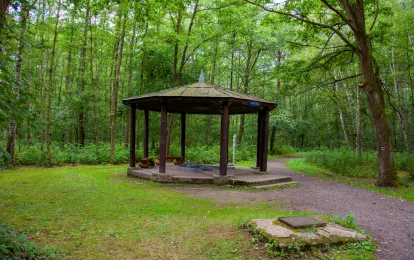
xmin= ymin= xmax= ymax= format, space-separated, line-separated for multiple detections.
xmin=250 ymin=217 xmax=367 ymax=248
xmin=127 ymin=165 xmax=296 ymax=187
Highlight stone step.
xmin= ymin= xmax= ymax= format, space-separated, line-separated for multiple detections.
xmin=253 ymin=181 xmax=299 ymax=189
xmin=231 ymin=175 xmax=292 ymax=186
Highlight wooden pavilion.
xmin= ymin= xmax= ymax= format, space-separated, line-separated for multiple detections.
xmin=122 ymin=80 xmax=276 ymax=176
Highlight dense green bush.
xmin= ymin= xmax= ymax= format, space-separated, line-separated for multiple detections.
xmin=0 ymin=224 xmax=64 ymax=259
xmin=395 ymin=153 xmax=414 ymax=179
xmin=306 ymin=149 xmax=378 ymax=178
xmin=13 ymin=142 xmax=262 ymax=166
xmin=306 ymin=148 xmax=414 ymax=179
xmin=15 ymin=143 xmax=136 ymax=166
xmin=273 ymin=145 xmax=297 ymax=156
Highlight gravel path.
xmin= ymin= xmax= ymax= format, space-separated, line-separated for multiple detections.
xmin=170 ymin=157 xmax=414 ymax=260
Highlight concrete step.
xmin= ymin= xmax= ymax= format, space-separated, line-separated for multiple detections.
xmin=232 ymin=175 xmax=293 ymax=186
xmin=253 ymin=181 xmax=299 ymax=189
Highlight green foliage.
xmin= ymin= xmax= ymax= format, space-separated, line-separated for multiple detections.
xmin=0 ymin=151 xmax=10 ymax=169
xmin=273 ymin=145 xmax=297 ymax=156
xmin=0 ymin=224 xmax=64 ymax=259
xmin=395 ymin=153 xmax=414 ymax=179
xmin=305 ymin=149 xmax=414 ymax=180
xmin=328 ymin=213 xmax=357 ymax=230
xmin=15 ymin=143 xmax=131 ymax=166
xmin=305 ymin=149 xmax=378 ymax=178
xmin=13 ymin=143 xmax=261 ymax=166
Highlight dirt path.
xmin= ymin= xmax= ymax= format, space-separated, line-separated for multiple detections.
xmin=169 ymin=157 xmax=414 ymax=260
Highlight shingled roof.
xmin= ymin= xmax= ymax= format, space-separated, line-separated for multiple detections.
xmin=122 ymin=82 xmax=276 ymax=115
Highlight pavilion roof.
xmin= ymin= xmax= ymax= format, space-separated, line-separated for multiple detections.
xmin=122 ymin=82 xmax=276 ymax=114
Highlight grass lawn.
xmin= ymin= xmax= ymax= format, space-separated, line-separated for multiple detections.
xmin=0 ymin=164 xmax=375 ymax=259
xmin=286 ymin=158 xmax=414 ymax=202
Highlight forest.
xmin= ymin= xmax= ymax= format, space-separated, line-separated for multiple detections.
xmin=1 ymin=0 xmax=414 ymax=187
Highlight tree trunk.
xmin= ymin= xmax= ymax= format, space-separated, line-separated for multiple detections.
xmin=64 ymin=11 xmax=75 ymax=144
xmin=46 ymin=0 xmax=62 ymax=166
xmin=391 ymin=52 xmax=410 ymax=152
xmin=0 ymin=0 xmax=10 ymax=38
xmin=78 ymin=0 xmax=90 ymax=147
xmin=238 ymin=115 xmax=245 ymax=145
xmin=89 ymin=12 xmax=98 ymax=150
xmin=125 ymin=22 xmax=137 ymax=148
xmin=339 ymin=0 xmax=398 ymax=187
xmin=167 ymin=2 xmax=199 ymax=154
xmin=110 ymin=14 xmax=126 ymax=163
xmin=6 ymin=3 xmax=28 ymax=165
xmin=206 ymin=38 xmax=218 ymax=147
xmin=356 ymin=86 xmax=362 ymax=165
xmin=335 ymin=82 xmax=351 ymax=147
xmin=238 ymin=39 xmax=261 ymax=145
xmin=230 ymin=32 xmax=236 ymax=90
xmin=136 ymin=20 xmax=149 ymax=148
xmin=357 ymin=43 xmax=397 ymax=186
xmin=269 ymin=125 xmax=276 ymax=154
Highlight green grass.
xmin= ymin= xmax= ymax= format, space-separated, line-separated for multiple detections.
xmin=0 ymin=165 xmax=375 ymax=259
xmin=286 ymin=158 xmax=414 ymax=202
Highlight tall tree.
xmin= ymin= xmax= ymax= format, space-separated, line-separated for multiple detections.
xmin=46 ymin=0 xmax=62 ymax=165
xmin=246 ymin=0 xmax=399 ymax=187
xmin=78 ymin=0 xmax=91 ymax=146
xmin=6 ymin=2 xmax=29 ymax=165
xmin=167 ymin=0 xmax=199 ymax=155
xmin=110 ymin=10 xmax=127 ymax=163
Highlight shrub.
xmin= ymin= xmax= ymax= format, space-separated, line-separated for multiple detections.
xmin=305 ymin=148 xmax=377 ymax=178
xmin=16 ymin=143 xmax=46 ymax=165
xmin=305 ymin=148 xmax=414 ymax=179
xmin=273 ymin=145 xmax=296 ymax=156
xmin=0 ymin=224 xmax=64 ymax=259
xmin=395 ymin=153 xmax=414 ymax=179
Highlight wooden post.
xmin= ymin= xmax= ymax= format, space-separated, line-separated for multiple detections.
xmin=260 ymin=108 xmax=269 ymax=172
xmin=256 ymin=111 xmax=262 ymax=168
xmin=129 ymin=104 xmax=136 ymax=167
xmin=159 ymin=102 xmax=167 ymax=173
xmin=181 ymin=112 xmax=186 ymax=161
xmin=143 ymin=109 xmax=149 ymax=158
xmin=220 ymin=101 xmax=229 ymax=176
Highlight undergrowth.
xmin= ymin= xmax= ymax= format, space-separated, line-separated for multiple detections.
xmin=9 ymin=143 xmax=297 ymax=167
xmin=0 ymin=224 xmax=64 ymax=259
xmin=306 ymin=148 xmax=414 ymax=179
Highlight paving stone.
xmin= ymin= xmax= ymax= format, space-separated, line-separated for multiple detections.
xmin=251 ymin=219 xmax=295 ymax=238
xmin=317 ymin=223 xmax=367 ymax=242
xmin=278 ymin=216 xmax=326 ymax=229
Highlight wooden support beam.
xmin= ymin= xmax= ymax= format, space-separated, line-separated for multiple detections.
xmin=260 ymin=108 xmax=269 ymax=172
xmin=256 ymin=111 xmax=262 ymax=168
xmin=143 ymin=109 xmax=149 ymax=158
xmin=159 ymin=102 xmax=167 ymax=173
xmin=129 ymin=104 xmax=136 ymax=167
xmin=220 ymin=101 xmax=229 ymax=176
xmin=181 ymin=112 xmax=186 ymax=161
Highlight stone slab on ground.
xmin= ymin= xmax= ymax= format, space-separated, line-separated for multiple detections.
xmin=250 ymin=218 xmax=367 ymax=248
xmin=278 ymin=216 xmax=326 ymax=228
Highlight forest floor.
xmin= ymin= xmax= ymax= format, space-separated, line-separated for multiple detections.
xmin=172 ymin=157 xmax=414 ymax=260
